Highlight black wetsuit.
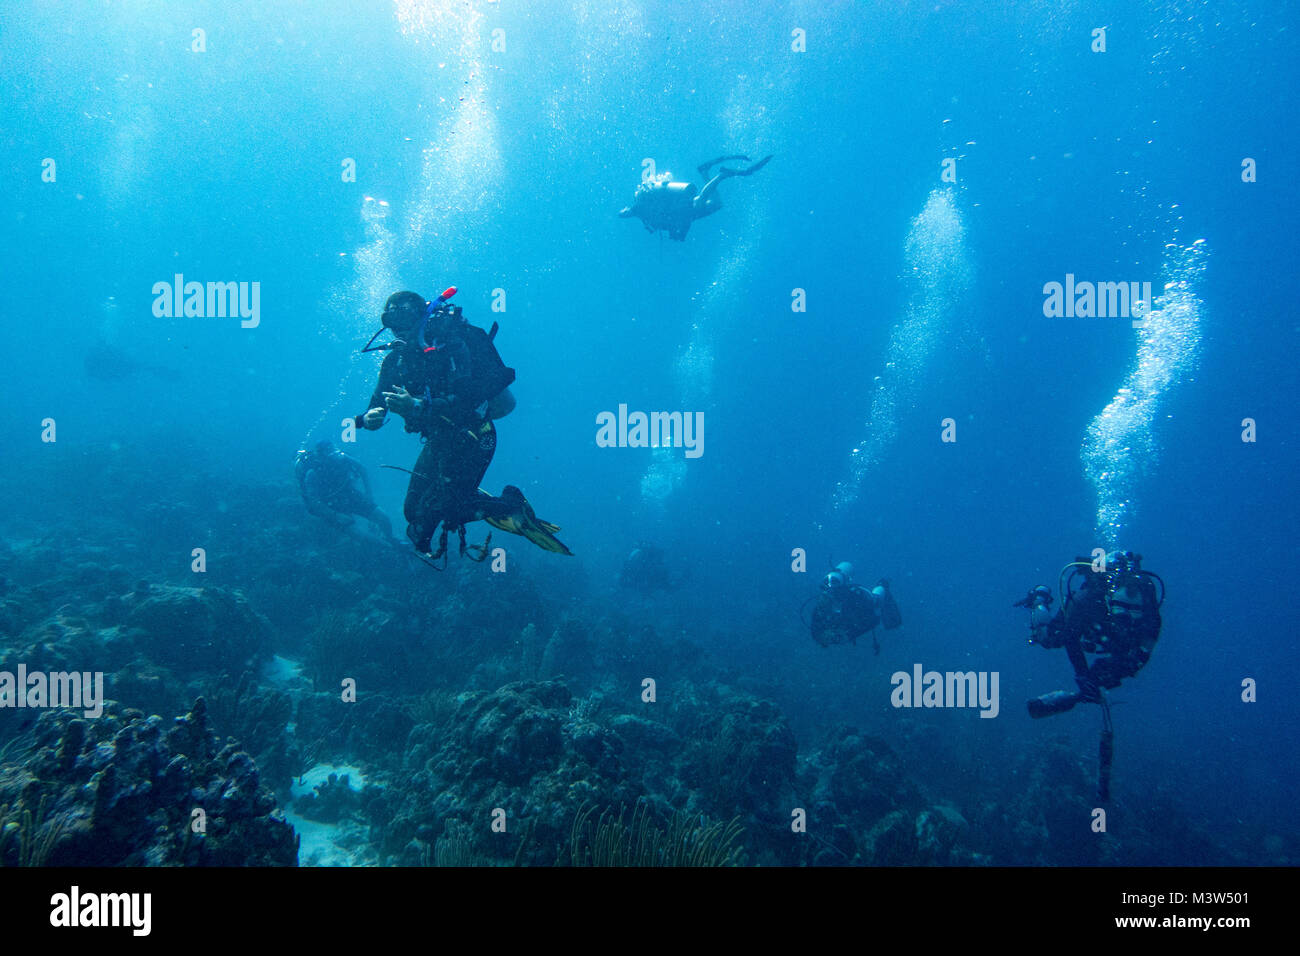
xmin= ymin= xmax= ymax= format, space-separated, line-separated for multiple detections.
xmin=811 ymin=587 xmax=881 ymax=648
xmin=628 ymin=181 xmax=699 ymax=240
xmin=1037 ymin=573 xmax=1161 ymax=697
xmin=361 ymin=321 xmax=515 ymax=549
xmin=296 ymin=451 xmax=378 ymax=526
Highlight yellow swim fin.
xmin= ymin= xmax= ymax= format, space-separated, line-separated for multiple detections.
xmin=481 ymin=486 xmax=573 ymax=556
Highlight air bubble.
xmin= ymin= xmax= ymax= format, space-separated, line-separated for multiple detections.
xmin=361 ymin=196 xmax=391 ymax=222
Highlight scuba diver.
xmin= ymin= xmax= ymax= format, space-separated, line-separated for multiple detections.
xmin=1018 ymin=551 xmax=1163 ymax=718
xmin=618 ymin=154 xmax=773 ymax=240
xmin=295 ymin=440 xmax=394 ymax=540
xmin=618 ymin=543 xmax=675 ymax=594
xmin=355 ymin=288 xmax=571 ymax=562
xmin=1016 ymin=551 xmax=1164 ymax=800
xmin=804 ymin=562 xmax=902 ymax=653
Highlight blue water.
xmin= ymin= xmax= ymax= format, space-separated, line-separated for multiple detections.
xmin=2 ymin=0 xmax=1297 ymax=865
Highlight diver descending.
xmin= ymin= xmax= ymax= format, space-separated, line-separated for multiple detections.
xmin=803 ymin=562 xmax=902 ymax=653
xmin=355 ymin=288 xmax=571 ymax=564
xmin=618 ymin=154 xmax=772 ymax=240
xmin=1017 ymin=550 xmax=1165 ymax=799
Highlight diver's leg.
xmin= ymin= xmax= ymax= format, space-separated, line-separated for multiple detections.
xmin=320 ymin=508 xmax=354 ymax=530
xmin=1066 ymin=635 xmax=1102 ymax=700
xmin=441 ymin=426 xmax=497 ymax=527
xmin=697 ymin=155 xmax=772 ymax=211
xmin=697 ymin=155 xmax=749 ymax=179
xmin=730 ymin=154 xmax=772 ymax=177
xmin=696 ymin=172 xmax=727 ymax=205
xmin=367 ymin=506 xmax=394 ymax=540
xmin=1027 ymin=633 xmax=1093 ymax=716
xmin=342 ymin=487 xmax=395 ymax=540
xmin=404 ymin=443 xmax=445 ymax=551
xmin=315 ymin=491 xmax=355 ymax=530
xmin=462 ymin=427 xmax=495 ymax=489
xmin=691 ymin=182 xmax=725 ymax=226
xmin=1088 ymin=658 xmax=1125 ymax=693
xmin=691 ymin=198 xmax=722 ymax=223
xmin=1064 ymin=637 xmax=1091 ymax=682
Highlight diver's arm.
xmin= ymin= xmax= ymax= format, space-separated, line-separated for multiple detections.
xmin=689 ymin=180 xmax=726 ymax=223
xmin=1063 ymin=634 xmax=1091 ymax=679
xmin=360 ymin=353 xmax=400 ymax=429
xmin=698 ymin=155 xmax=749 ymax=178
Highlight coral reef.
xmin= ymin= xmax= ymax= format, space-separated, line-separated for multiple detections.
xmin=0 ymin=463 xmax=1251 ymax=868
xmin=0 ymin=699 xmax=297 ymax=866
xmin=569 ymin=802 xmax=745 ymax=867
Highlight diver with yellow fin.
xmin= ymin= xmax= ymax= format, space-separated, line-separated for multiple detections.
xmin=459 ymin=486 xmax=572 ymax=556
xmin=356 ymin=287 xmax=571 ymax=565
xmin=480 ymin=487 xmax=571 ymax=554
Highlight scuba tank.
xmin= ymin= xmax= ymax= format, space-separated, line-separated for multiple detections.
xmin=1103 ymin=552 xmax=1162 ymax=618
xmin=1056 ymin=552 xmax=1164 ymax=650
xmin=1103 ymin=552 xmax=1164 ymax=670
